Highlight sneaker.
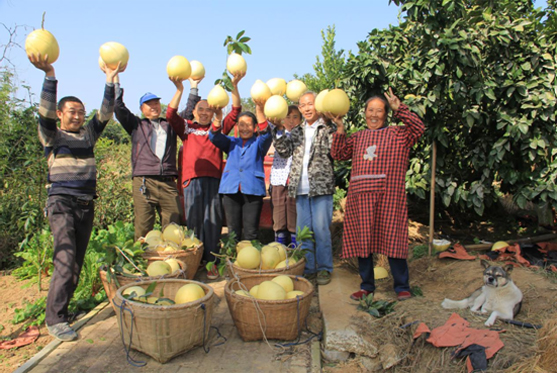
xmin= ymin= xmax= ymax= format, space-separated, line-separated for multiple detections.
xmin=207 ymin=263 xmax=219 ymax=280
xmin=397 ymin=291 xmax=412 ymax=301
xmin=316 ymin=270 xmax=331 ymax=285
xmin=47 ymin=322 xmax=78 ymax=342
xmin=350 ymin=289 xmax=373 ymax=301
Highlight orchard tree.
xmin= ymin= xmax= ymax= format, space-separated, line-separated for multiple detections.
xmin=340 ymin=0 xmax=557 ymax=217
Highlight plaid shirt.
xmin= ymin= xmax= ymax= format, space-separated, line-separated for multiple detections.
xmin=331 ymin=103 xmax=424 ymax=259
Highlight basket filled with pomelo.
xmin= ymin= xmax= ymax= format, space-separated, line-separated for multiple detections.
xmin=139 ymin=223 xmax=203 ymax=279
xmin=114 ymin=279 xmax=215 ymax=363
xmin=225 ymin=273 xmax=314 ymax=341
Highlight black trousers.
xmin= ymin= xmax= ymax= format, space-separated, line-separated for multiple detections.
xmin=222 ymin=192 xmax=263 ymax=241
xmin=358 ymin=255 xmax=410 ymax=293
xmin=45 ymin=195 xmax=95 ymax=326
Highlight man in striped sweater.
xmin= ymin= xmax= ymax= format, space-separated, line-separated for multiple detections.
xmin=29 ymin=53 xmax=119 ymax=341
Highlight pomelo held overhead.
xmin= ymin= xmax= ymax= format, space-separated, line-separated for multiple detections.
xmin=166 ymin=55 xmax=191 ymax=80
xmin=314 ymin=89 xmax=329 ymax=113
xmin=264 ymin=95 xmax=288 ymax=120
xmin=99 ymin=41 xmax=129 ymax=70
xmin=189 ymin=60 xmax=205 ymax=80
xmin=25 ymin=28 xmax=60 ymax=64
xmin=266 ymin=78 xmax=286 ymax=96
xmin=227 ymin=53 xmax=247 ymax=74
xmin=251 ymin=80 xmax=272 ymax=101
xmin=207 ymin=85 xmax=230 ymax=108
xmin=322 ymin=89 xmax=350 ymax=116
xmin=286 ymin=80 xmax=307 ymax=102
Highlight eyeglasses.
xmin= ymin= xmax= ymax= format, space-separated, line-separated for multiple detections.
xmin=64 ymin=109 xmax=87 ymax=117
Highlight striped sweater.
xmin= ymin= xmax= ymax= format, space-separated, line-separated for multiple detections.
xmin=38 ymin=77 xmax=115 ymax=196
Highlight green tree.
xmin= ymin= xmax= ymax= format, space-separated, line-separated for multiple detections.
xmin=340 ymin=0 xmax=556 ymax=217
xmin=295 ymin=25 xmax=346 ymax=93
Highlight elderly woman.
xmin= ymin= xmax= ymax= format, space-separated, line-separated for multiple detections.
xmin=330 ymin=88 xmax=424 ymax=301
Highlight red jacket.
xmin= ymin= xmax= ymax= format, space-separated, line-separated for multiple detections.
xmin=167 ymin=106 xmax=240 ymax=183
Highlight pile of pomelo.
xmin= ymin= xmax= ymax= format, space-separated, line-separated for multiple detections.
xmin=234 ymin=275 xmax=304 ymax=301
xmin=122 ymin=282 xmax=206 ymax=306
xmin=234 ymin=240 xmax=298 ymax=270
xmin=139 ymin=223 xmax=201 ymax=253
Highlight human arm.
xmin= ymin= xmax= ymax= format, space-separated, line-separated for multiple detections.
xmin=166 ymin=77 xmax=188 ymax=141
xmin=272 ymin=126 xmax=295 ymax=159
xmin=30 ymin=53 xmax=58 ymax=144
xmin=88 ymin=62 xmax=121 ymax=137
xmin=209 ymin=124 xmax=231 ymax=153
xmin=113 ymin=75 xmax=138 ymax=135
xmin=331 ymin=131 xmax=355 ymax=161
xmin=386 ymin=88 xmax=425 ymax=147
xmin=230 ymin=71 xmax=245 ymax=108
xmin=178 ymin=77 xmax=202 ymax=120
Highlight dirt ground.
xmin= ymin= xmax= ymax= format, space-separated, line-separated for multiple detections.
xmin=0 ymin=275 xmax=53 ymax=373
xmin=1 ymin=207 xmax=556 ymax=372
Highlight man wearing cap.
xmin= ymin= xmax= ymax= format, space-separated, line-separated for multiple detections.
xmin=114 ymin=75 xmax=182 ymax=240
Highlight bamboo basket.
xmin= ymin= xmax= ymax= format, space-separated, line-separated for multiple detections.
xmin=113 ymin=279 xmax=214 ymax=364
xmin=224 ymin=274 xmax=314 ymax=341
xmin=141 ymin=244 xmax=203 ymax=280
xmin=99 ymin=262 xmax=186 ymax=312
xmin=227 ymin=257 xmax=306 ymax=278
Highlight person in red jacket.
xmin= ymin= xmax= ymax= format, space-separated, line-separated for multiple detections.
xmin=166 ymin=72 xmax=244 ymax=279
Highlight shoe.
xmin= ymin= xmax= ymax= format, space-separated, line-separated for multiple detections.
xmin=316 ymin=270 xmax=331 ymax=285
xmin=207 ymin=263 xmax=219 ymax=280
xmin=397 ymin=291 xmax=412 ymax=301
xmin=303 ymin=272 xmax=316 ymax=280
xmin=350 ymin=289 xmax=373 ymax=301
xmin=47 ymin=322 xmax=78 ymax=342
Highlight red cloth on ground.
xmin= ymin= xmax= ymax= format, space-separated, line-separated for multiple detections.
xmin=439 ymin=243 xmax=476 ymax=260
xmin=0 ymin=326 xmax=39 ymax=349
xmin=478 ymin=243 xmax=532 ymax=267
xmin=413 ymin=313 xmax=504 ymax=373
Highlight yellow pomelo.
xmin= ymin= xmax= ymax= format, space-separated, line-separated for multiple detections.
xmin=25 ymin=28 xmax=60 ymax=64
xmin=122 ymin=286 xmax=145 ymax=297
xmin=99 ymin=41 xmax=129 ymax=70
xmin=165 ymin=258 xmax=181 ymax=273
xmin=236 ymin=240 xmax=253 ymax=253
xmin=162 ymin=223 xmax=184 ymax=245
xmin=146 ymin=297 xmax=159 ymax=304
xmin=249 ymin=285 xmax=259 ymax=297
xmin=226 ymin=53 xmax=247 ymax=74
xmin=322 ymin=89 xmax=350 ymax=116
xmin=207 ymin=85 xmax=229 ymax=108
xmin=147 ymin=261 xmax=172 ymax=277
xmin=143 ymin=230 xmax=163 ymax=248
xmin=257 ymin=281 xmax=286 ymax=300
xmin=251 ymin=80 xmax=272 ymax=101
xmin=261 ymin=247 xmax=281 ymax=269
xmin=267 ymin=243 xmax=287 ymax=261
xmin=374 ymin=266 xmax=388 ymax=280
xmin=166 ymin=55 xmax=191 ymax=80
xmin=275 ymin=258 xmax=297 ymax=269
xmin=491 ymin=241 xmax=510 ymax=251
xmin=314 ymin=89 xmax=329 ymax=113
xmin=266 ymin=78 xmax=286 ymax=96
xmin=272 ymin=275 xmax=294 ymax=293
xmin=175 ymin=283 xmax=205 ymax=304
xmin=235 ymin=290 xmax=250 ymax=297
xmin=286 ymin=290 xmax=305 ymax=299
xmin=286 ymin=80 xmax=307 ymax=102
xmin=162 ymin=241 xmax=181 ymax=252
xmin=236 ymin=246 xmax=261 ymax=269
xmin=264 ymin=95 xmax=288 ymax=120
xmin=189 ymin=60 xmax=205 ymax=79
xmin=181 ymin=237 xmax=195 ymax=248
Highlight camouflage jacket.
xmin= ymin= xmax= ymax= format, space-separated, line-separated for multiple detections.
xmin=272 ymin=117 xmax=336 ymax=198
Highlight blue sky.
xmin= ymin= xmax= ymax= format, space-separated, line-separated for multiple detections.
xmin=1 ymin=0 xmax=402 ymax=112
xmin=1 ymin=0 xmax=549 ymax=114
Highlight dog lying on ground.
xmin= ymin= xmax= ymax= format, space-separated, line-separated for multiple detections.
xmin=441 ymin=259 xmax=523 ymax=327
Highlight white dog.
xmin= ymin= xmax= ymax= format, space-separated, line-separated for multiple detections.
xmin=441 ymin=259 xmax=523 ymax=327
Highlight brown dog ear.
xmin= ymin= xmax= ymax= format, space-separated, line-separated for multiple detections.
xmin=504 ymin=263 xmax=514 ymax=273
xmin=480 ymin=259 xmax=490 ymax=269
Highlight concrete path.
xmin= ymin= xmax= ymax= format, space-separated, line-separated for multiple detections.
xmin=24 ymin=280 xmax=319 ymax=373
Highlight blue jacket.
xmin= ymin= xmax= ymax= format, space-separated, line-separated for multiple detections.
xmin=209 ymin=124 xmax=273 ymax=196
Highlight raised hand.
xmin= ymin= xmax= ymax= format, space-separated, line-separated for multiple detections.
xmin=189 ymin=76 xmax=203 ymax=89
xmin=231 ymin=71 xmax=246 ymax=86
xmin=384 ymin=87 xmax=401 ymax=112
xmin=169 ymin=76 xmax=185 ymax=91
xmin=28 ymin=53 xmax=54 ymax=76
